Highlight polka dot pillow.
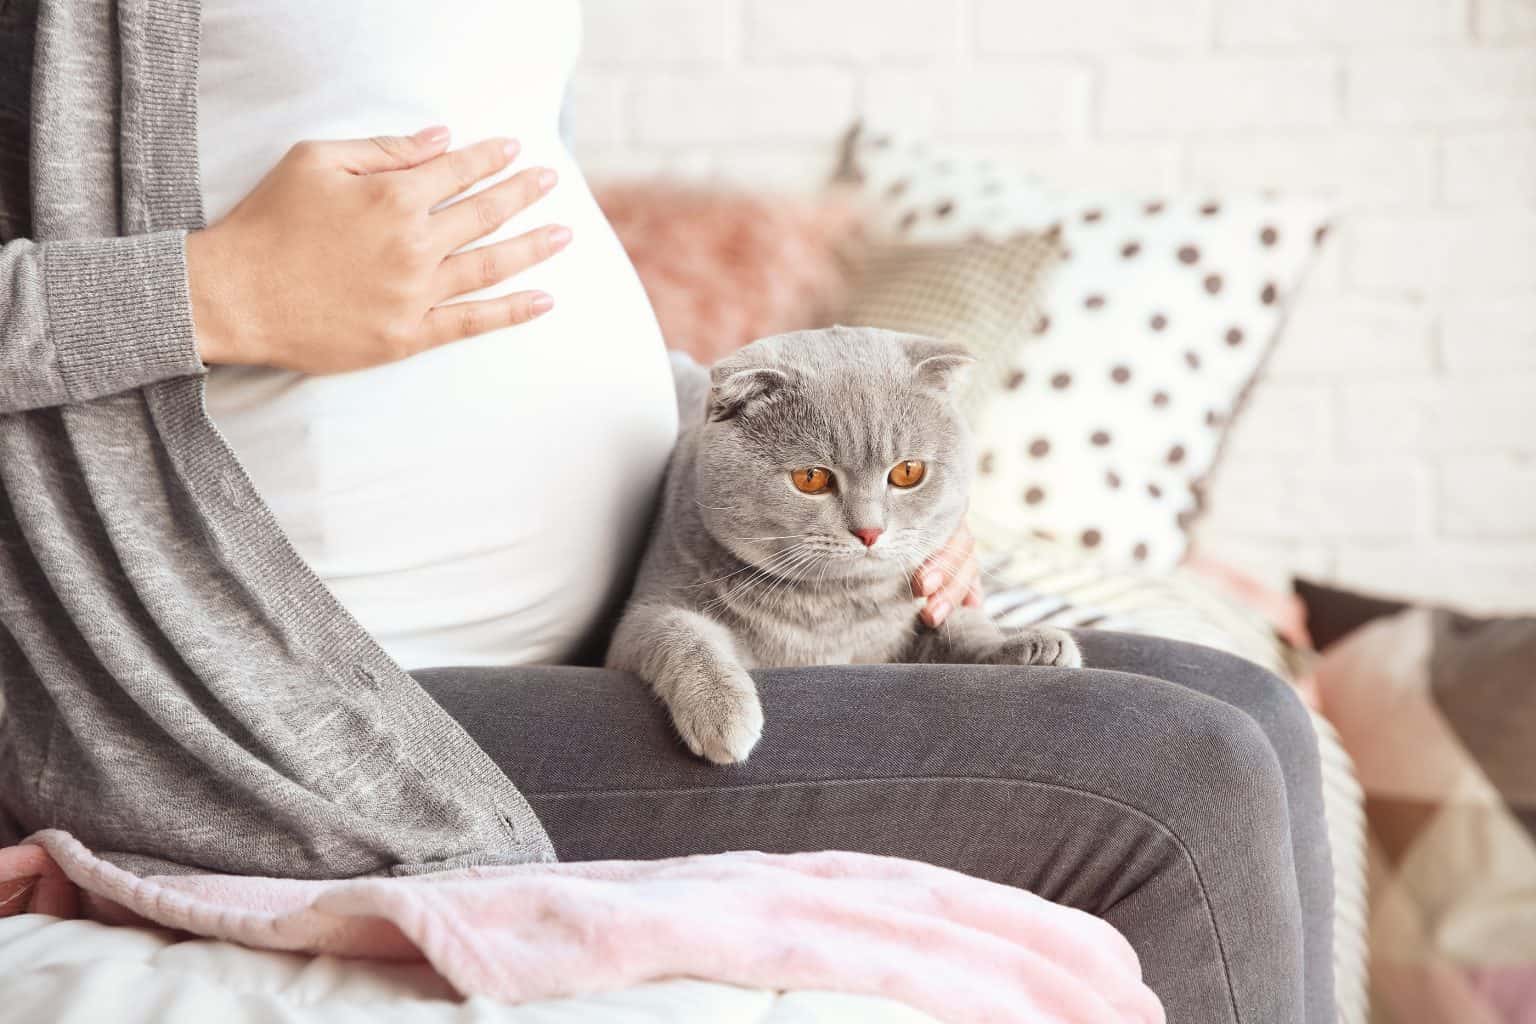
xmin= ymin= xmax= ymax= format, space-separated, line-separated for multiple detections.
xmin=833 ymin=124 xmax=1331 ymax=571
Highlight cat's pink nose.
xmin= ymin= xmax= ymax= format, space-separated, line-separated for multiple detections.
xmin=852 ymin=527 xmax=884 ymax=548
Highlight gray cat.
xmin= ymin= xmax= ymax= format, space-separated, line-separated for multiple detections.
xmin=607 ymin=327 xmax=1081 ymax=764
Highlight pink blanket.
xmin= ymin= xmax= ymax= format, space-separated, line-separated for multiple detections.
xmin=0 ymin=830 xmax=1161 ymax=1024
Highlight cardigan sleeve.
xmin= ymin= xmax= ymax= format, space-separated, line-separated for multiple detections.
xmin=0 ymin=230 xmax=206 ymax=414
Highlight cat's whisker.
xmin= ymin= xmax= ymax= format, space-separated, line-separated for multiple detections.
xmin=704 ymin=544 xmax=818 ymax=613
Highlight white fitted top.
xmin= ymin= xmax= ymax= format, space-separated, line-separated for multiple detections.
xmin=198 ymin=0 xmax=678 ymax=669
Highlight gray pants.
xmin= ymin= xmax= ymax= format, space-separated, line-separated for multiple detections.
xmin=415 ymin=630 xmax=1334 ymax=1023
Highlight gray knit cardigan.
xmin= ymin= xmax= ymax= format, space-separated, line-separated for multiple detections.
xmin=0 ymin=0 xmax=555 ymax=876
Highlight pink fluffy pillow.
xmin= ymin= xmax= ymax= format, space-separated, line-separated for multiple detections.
xmin=594 ymin=181 xmax=860 ymax=365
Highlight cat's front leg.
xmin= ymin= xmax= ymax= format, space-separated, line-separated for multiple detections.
xmin=606 ymin=602 xmax=764 ymax=765
xmin=906 ymin=605 xmax=1082 ymax=669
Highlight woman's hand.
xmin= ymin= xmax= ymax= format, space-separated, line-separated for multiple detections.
xmin=913 ymin=521 xmax=983 ymax=627
xmin=187 ymin=125 xmax=569 ymax=372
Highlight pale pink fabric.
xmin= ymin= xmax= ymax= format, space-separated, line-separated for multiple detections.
xmin=0 ymin=830 xmax=1161 ymax=1024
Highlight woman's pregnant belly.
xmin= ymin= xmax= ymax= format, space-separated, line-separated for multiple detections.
xmin=206 ymin=151 xmax=678 ymax=669
xmin=201 ymin=2 xmax=681 ymax=672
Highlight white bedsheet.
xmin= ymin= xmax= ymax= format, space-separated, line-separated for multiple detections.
xmin=0 ymin=914 xmax=936 ymax=1024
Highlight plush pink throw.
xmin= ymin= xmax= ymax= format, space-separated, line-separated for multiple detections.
xmin=0 ymin=830 xmax=1161 ymax=1023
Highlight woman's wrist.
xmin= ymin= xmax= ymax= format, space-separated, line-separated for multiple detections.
xmin=185 ymin=226 xmax=250 ymax=367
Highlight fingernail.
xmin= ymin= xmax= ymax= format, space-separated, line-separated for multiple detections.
xmin=920 ymin=570 xmax=942 ymax=595
xmin=502 ymin=139 xmax=520 ymax=159
xmin=538 ymin=168 xmax=558 ymax=192
xmin=928 ymin=599 xmax=951 ymax=625
xmin=547 ymin=226 xmax=572 ymax=249
xmin=530 ymin=292 xmax=554 ymax=315
xmin=418 ymin=125 xmax=450 ymax=144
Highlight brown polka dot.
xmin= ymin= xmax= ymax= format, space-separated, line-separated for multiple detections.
xmin=898 ymin=210 xmax=918 ymax=232
xmin=1024 ymin=485 xmax=1046 ymax=505
xmin=1106 ymin=470 xmax=1122 ymax=489
xmin=1028 ymin=438 xmax=1051 ymax=457
xmin=1147 ymin=482 xmax=1163 ymax=499
xmin=1225 ymin=326 xmax=1244 ymax=346
xmin=1200 ymin=201 xmax=1221 ymax=217
xmin=1090 ymin=430 xmax=1111 ymax=447
xmin=1005 ymin=369 xmax=1025 ymax=390
xmin=1177 ymin=508 xmax=1197 ymax=530
xmin=1185 ymin=351 xmax=1202 ymax=370
xmin=1144 ymin=200 xmax=1165 ymax=215
xmin=1043 ymin=221 xmax=1064 ymax=242
xmin=1081 ymin=208 xmax=1103 ymax=223
xmin=1205 ymin=409 xmax=1224 ymax=428
xmin=1151 ymin=390 xmax=1170 ymax=408
xmin=1121 ymin=241 xmax=1142 ymax=259
xmin=1314 ymin=223 xmax=1330 ymax=246
xmin=1051 ymin=372 xmax=1072 ymax=389
xmin=1033 ymin=315 xmax=1052 ymax=336
xmin=1032 ymin=528 xmax=1058 ymax=542
xmin=886 ymin=180 xmax=908 ymax=200
xmin=1203 ymin=273 xmax=1223 ymax=295
xmin=1149 ymin=313 xmax=1169 ymax=331
xmin=1081 ymin=529 xmax=1102 ymax=548
xmin=1261 ymin=281 xmax=1279 ymax=305
xmin=1259 ymin=225 xmax=1279 ymax=246
xmin=1177 ymin=245 xmax=1200 ymax=265
xmin=934 ymin=199 xmax=955 ymax=218
xmin=1110 ymin=365 xmax=1132 ymax=384
xmin=1084 ymin=294 xmax=1106 ymax=310
xmin=979 ymin=452 xmax=995 ymax=474
xmin=1133 ymin=542 xmax=1150 ymax=562
xmin=1167 ymin=444 xmax=1186 ymax=465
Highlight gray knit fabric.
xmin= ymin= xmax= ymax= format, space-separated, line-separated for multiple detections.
xmin=0 ymin=0 xmax=554 ymax=877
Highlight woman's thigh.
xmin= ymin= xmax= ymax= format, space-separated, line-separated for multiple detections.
xmin=415 ymin=634 xmax=1314 ymax=1023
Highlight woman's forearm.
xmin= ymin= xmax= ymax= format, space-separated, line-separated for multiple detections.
xmin=1 ymin=126 xmax=570 ymax=417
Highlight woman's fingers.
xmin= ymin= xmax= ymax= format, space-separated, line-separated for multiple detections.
xmin=430 ymin=166 xmax=557 ymax=251
xmin=418 ymin=291 xmax=554 ymax=349
xmin=405 ymin=136 xmax=521 ymax=205
xmin=922 ymin=555 xmax=982 ymax=628
xmin=323 ymin=125 xmax=452 ymax=174
xmin=915 ymin=522 xmax=979 ymax=628
xmin=434 ymin=225 xmax=571 ymax=302
xmin=913 ymin=522 xmax=975 ymax=597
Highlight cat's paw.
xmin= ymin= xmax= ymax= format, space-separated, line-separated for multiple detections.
xmin=668 ymin=665 xmax=765 ymax=765
xmin=991 ymin=626 xmax=1083 ymax=669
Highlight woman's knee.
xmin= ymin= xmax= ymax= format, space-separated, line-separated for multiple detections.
xmin=1135 ymin=683 xmax=1294 ymax=838
xmin=1075 ymin=631 xmax=1320 ymax=780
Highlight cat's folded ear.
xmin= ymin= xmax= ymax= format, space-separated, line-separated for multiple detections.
xmin=903 ymin=336 xmax=975 ymax=393
xmin=708 ymin=364 xmax=791 ymax=422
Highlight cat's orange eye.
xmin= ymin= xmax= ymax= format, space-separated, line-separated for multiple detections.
xmin=790 ymin=467 xmax=835 ymax=494
xmin=888 ymin=460 xmax=927 ymax=488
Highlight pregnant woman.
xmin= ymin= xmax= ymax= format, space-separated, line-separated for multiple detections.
xmin=0 ymin=2 xmax=1332 ymax=1021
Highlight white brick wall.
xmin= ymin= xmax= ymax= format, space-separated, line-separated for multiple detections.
xmin=571 ymin=0 xmax=1536 ymax=612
